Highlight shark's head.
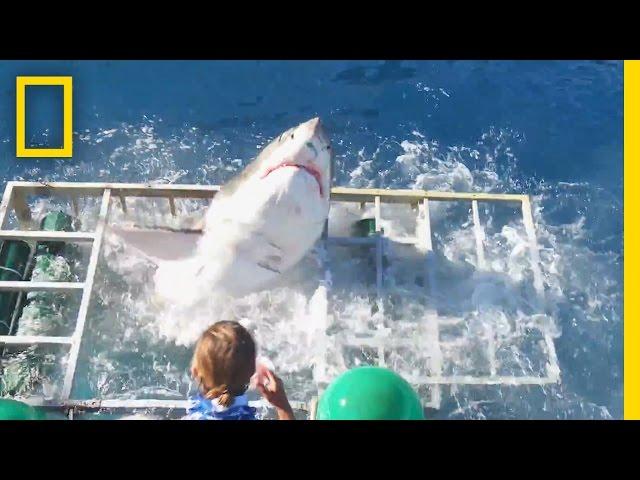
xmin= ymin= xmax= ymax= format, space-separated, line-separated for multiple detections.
xmin=258 ymin=117 xmax=332 ymax=199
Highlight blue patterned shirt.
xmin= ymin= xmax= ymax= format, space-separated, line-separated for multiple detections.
xmin=182 ymin=394 xmax=257 ymax=420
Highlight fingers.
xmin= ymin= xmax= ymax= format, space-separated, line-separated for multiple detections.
xmin=257 ymin=370 xmax=276 ymax=396
xmin=265 ymin=369 xmax=277 ymax=390
xmin=258 ymin=368 xmax=286 ymax=403
xmin=256 ymin=382 xmax=267 ymax=397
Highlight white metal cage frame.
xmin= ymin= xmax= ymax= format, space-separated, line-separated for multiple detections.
xmin=0 ymin=181 xmax=559 ymax=418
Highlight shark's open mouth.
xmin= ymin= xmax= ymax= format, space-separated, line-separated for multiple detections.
xmin=262 ymin=163 xmax=324 ymax=197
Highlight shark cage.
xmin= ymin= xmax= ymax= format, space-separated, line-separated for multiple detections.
xmin=0 ymin=181 xmax=559 ymax=419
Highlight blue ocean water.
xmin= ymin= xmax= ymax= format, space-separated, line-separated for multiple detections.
xmin=0 ymin=60 xmax=623 ymax=419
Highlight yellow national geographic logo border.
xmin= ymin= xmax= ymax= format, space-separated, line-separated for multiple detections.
xmin=16 ymin=76 xmax=73 ymax=158
xmin=624 ymin=60 xmax=638 ymax=420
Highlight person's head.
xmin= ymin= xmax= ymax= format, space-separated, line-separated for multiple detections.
xmin=191 ymin=321 xmax=256 ymax=407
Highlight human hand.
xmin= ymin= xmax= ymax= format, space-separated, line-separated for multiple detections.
xmin=256 ymin=368 xmax=295 ymax=420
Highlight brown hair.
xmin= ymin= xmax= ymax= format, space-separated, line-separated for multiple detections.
xmin=191 ymin=321 xmax=256 ymax=408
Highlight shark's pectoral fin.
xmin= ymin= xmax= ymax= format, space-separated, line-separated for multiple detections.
xmin=108 ymin=225 xmax=202 ymax=263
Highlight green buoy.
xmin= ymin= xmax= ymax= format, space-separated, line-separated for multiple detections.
xmin=0 ymin=399 xmax=46 ymax=420
xmin=316 ymin=367 xmax=424 ymax=420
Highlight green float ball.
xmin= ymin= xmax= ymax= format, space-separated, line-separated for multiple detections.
xmin=0 ymin=399 xmax=47 ymax=420
xmin=316 ymin=367 xmax=424 ymax=420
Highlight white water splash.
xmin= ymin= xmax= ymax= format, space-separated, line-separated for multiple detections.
xmin=2 ymin=119 xmax=621 ymax=419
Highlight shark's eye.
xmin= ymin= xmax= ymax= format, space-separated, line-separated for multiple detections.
xmin=290 ymin=133 xmax=295 ymax=139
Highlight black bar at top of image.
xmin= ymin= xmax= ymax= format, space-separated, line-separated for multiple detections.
xmin=0 ymin=10 xmax=635 ymax=60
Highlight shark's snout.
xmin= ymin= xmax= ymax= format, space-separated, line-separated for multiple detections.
xmin=258 ymin=117 xmax=332 ymax=198
xmin=305 ymin=117 xmax=329 ymax=144
xmin=306 ymin=117 xmax=321 ymax=131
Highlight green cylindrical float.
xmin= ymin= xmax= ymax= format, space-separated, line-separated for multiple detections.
xmin=352 ymin=218 xmax=377 ymax=237
xmin=0 ymin=398 xmax=47 ymax=420
xmin=316 ymin=367 xmax=424 ymax=420
xmin=0 ymin=240 xmax=31 ymax=335
xmin=1 ymin=211 xmax=77 ymax=397
xmin=38 ymin=211 xmax=75 ymax=255
xmin=16 ymin=211 xmax=76 ymax=338
xmin=351 ymin=218 xmax=390 ymax=274
xmin=352 ymin=218 xmax=378 ymax=263
xmin=0 ymin=211 xmax=76 ymax=335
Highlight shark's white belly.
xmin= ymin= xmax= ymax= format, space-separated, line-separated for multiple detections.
xmin=154 ymin=167 xmax=328 ymax=304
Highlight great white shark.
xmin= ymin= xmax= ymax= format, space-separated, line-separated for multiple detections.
xmin=109 ymin=117 xmax=332 ymax=307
